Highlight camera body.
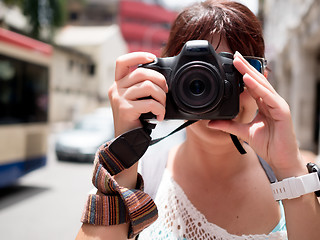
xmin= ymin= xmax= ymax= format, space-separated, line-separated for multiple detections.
xmin=140 ymin=40 xmax=243 ymax=120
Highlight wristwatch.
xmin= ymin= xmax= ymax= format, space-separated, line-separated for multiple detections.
xmin=271 ymin=162 xmax=320 ymax=201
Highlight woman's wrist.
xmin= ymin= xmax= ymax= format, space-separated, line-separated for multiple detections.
xmin=273 ymin=154 xmax=308 ymax=181
xmin=114 ymin=118 xmax=143 ymax=138
xmin=114 ymin=163 xmax=139 ymax=189
xmin=81 ymin=128 xmax=158 ymax=239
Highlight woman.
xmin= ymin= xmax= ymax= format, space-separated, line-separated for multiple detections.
xmin=77 ymin=1 xmax=320 ymax=239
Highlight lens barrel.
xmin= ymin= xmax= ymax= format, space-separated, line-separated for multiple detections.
xmin=172 ymin=62 xmax=224 ymax=115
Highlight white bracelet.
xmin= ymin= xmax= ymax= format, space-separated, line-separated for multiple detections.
xmin=271 ymin=172 xmax=320 ymax=201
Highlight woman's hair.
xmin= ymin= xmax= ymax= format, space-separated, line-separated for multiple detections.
xmin=162 ymin=0 xmax=265 ymax=58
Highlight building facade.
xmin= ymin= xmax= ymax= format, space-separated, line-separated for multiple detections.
xmin=50 ymin=45 xmax=98 ymax=122
xmin=0 ymin=2 xmax=126 ymax=123
xmin=119 ymin=0 xmax=177 ymax=56
xmin=263 ymin=0 xmax=320 ymax=153
xmin=53 ymin=25 xmax=128 ymax=121
xmin=66 ymin=0 xmax=118 ymax=26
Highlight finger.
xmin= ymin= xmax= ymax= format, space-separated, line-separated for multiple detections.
xmin=234 ymin=51 xmax=261 ymax=76
xmin=120 ymin=68 xmax=168 ymax=93
xmin=243 ymin=73 xmax=283 ymax=111
xmin=130 ymin=99 xmax=166 ymax=121
xmin=242 ymin=74 xmax=263 ymax=101
xmin=115 ymin=52 xmax=156 ymax=81
xmin=245 ymin=73 xmax=290 ymax=121
xmin=234 ymin=56 xmax=272 ymax=93
xmin=123 ymin=80 xmax=167 ymax=107
xmin=233 ymin=52 xmax=276 ymax=94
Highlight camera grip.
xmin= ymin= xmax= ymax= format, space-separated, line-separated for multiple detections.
xmin=140 ymin=112 xmax=157 ymax=119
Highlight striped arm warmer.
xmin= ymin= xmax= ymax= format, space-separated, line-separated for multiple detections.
xmin=81 ymin=128 xmax=158 ymax=239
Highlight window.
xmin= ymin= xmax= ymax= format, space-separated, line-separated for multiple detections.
xmin=88 ymin=64 xmax=95 ymax=76
xmin=0 ymin=54 xmax=49 ymax=124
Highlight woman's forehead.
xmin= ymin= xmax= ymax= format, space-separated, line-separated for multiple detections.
xmin=210 ymin=34 xmax=231 ymax=53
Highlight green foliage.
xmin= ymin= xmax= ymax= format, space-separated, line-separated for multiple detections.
xmin=2 ymin=0 xmax=23 ymax=6
xmin=3 ymin=0 xmax=66 ymax=40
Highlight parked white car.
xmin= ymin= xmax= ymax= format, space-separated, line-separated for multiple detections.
xmin=55 ymin=108 xmax=114 ymax=162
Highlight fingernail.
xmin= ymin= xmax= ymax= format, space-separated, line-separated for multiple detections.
xmin=147 ymin=53 xmax=156 ymax=61
xmin=243 ymin=73 xmax=250 ymax=79
xmin=234 ymin=51 xmax=243 ymax=58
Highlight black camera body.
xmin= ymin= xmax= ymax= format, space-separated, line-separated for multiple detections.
xmin=140 ymin=40 xmax=243 ymax=120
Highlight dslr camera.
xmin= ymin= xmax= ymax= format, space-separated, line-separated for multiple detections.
xmin=140 ymin=40 xmax=243 ymax=120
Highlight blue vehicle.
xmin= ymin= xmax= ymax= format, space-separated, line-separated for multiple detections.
xmin=0 ymin=28 xmax=51 ymax=188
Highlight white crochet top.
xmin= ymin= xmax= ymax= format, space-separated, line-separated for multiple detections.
xmin=139 ymin=169 xmax=287 ymax=240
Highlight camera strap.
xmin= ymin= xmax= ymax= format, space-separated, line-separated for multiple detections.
xmin=140 ymin=119 xmax=247 ymax=154
xmin=149 ymin=120 xmax=197 ymax=145
xmin=230 ymin=134 xmax=247 ymax=154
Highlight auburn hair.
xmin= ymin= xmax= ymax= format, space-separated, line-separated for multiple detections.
xmin=162 ymin=0 xmax=265 ymax=58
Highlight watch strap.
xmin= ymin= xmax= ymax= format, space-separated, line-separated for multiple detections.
xmin=307 ymin=162 xmax=320 ymax=197
xmin=271 ymin=172 xmax=320 ymax=200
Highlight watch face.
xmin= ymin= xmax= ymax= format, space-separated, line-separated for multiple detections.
xmin=307 ymin=163 xmax=320 ymax=197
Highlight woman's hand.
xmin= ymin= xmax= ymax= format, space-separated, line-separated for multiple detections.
xmin=208 ymin=51 xmax=307 ymax=180
xmin=108 ymin=52 xmax=168 ymax=137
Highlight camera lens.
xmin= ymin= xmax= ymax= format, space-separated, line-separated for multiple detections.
xmin=172 ymin=62 xmax=224 ymax=115
xmin=189 ymin=79 xmax=205 ymax=95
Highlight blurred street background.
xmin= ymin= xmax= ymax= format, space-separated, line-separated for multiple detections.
xmin=0 ymin=0 xmax=319 ymax=239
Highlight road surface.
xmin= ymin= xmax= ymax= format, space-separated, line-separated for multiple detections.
xmin=0 ymin=134 xmax=94 ymax=240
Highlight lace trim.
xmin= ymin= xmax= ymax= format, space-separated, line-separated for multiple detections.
xmin=139 ymin=169 xmax=287 ymax=240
